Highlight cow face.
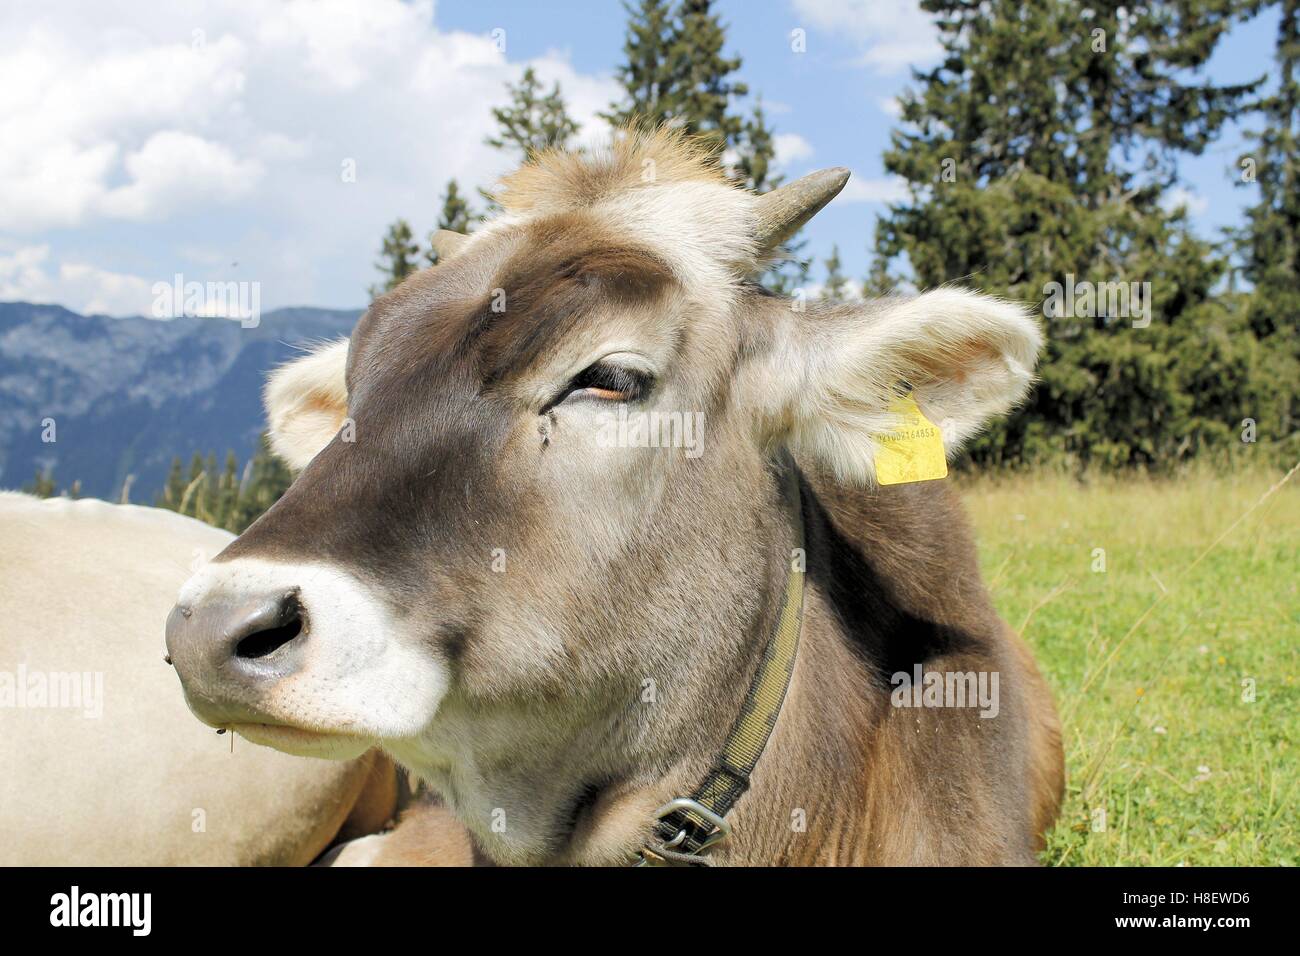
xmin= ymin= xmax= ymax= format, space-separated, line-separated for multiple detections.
xmin=165 ymin=133 xmax=1040 ymax=852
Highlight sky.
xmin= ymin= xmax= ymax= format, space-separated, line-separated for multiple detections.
xmin=0 ymin=0 xmax=1281 ymax=317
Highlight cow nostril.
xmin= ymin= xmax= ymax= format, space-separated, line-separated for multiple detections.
xmin=234 ymin=595 xmax=305 ymax=660
xmin=235 ymin=617 xmax=302 ymax=659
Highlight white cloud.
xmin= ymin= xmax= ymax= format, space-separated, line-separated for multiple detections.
xmin=877 ymin=96 xmax=903 ymax=119
xmin=791 ymin=0 xmax=942 ymax=75
xmin=59 ymin=261 xmax=158 ymax=316
xmin=100 ymin=131 xmax=263 ymax=220
xmin=0 ymin=25 xmax=252 ymax=230
xmin=839 ymin=174 xmax=908 ymax=203
xmin=774 ymin=133 xmax=815 ymax=167
xmin=0 ymin=244 xmax=155 ymax=316
xmin=0 ymin=244 xmax=52 ymax=296
xmin=0 ymin=0 xmax=621 ymax=308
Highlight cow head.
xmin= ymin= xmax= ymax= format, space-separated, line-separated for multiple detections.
xmin=165 ymin=131 xmax=1040 ymax=862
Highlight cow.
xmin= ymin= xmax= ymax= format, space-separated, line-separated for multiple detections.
xmin=0 ymin=491 xmax=403 ymax=865
xmin=316 ymin=800 xmax=474 ymax=866
xmin=165 ymin=129 xmax=1064 ymax=866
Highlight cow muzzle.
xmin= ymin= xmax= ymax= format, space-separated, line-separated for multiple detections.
xmin=164 ymin=556 xmax=449 ymax=759
xmin=164 ymin=585 xmax=350 ymax=756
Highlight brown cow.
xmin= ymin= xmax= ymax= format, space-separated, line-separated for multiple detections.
xmin=165 ymin=130 xmax=1063 ymax=866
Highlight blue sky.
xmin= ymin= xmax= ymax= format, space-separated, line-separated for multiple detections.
xmin=0 ymin=0 xmax=1280 ymax=316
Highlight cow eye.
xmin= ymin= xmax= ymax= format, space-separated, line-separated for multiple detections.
xmin=548 ymin=361 xmax=650 ymax=409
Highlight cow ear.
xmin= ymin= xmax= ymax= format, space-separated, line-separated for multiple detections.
xmin=765 ymin=289 xmax=1042 ymax=484
xmin=430 ymin=229 xmax=470 ymax=263
xmin=264 ymin=339 xmax=350 ymax=471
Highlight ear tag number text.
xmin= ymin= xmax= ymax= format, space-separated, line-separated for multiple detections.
xmin=875 ymin=392 xmax=948 ymax=486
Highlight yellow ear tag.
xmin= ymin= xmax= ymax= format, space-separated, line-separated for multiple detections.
xmin=875 ymin=391 xmax=948 ymax=486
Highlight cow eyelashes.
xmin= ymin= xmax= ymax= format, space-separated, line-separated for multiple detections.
xmin=547 ymin=362 xmax=651 ymax=411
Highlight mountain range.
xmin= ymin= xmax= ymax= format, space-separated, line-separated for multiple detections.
xmin=0 ymin=301 xmax=362 ymax=501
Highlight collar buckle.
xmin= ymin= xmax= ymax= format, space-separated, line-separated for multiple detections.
xmin=656 ymin=797 xmax=733 ymax=851
xmin=634 ymin=797 xmax=732 ymax=866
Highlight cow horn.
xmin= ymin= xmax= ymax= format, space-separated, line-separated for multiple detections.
xmin=430 ymin=229 xmax=470 ymax=262
xmin=753 ymin=167 xmax=851 ymax=256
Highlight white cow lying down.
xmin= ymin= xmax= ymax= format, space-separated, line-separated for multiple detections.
xmin=0 ymin=492 xmax=402 ymax=865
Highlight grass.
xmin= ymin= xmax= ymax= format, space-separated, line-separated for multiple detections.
xmin=958 ymin=464 xmax=1298 ymax=866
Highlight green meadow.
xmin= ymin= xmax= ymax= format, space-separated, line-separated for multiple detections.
xmin=960 ymin=466 xmax=1299 ymax=866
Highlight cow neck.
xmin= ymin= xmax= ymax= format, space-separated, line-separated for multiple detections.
xmin=634 ymin=454 xmax=806 ymax=866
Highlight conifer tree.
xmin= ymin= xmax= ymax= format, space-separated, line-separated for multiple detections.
xmin=601 ymin=0 xmax=678 ymax=129
xmin=162 ymin=456 xmax=185 ymax=506
xmin=873 ymin=0 xmax=1261 ymax=468
xmin=1233 ymin=0 xmax=1300 ymax=453
xmin=600 ymin=0 xmax=676 ymax=128
xmin=214 ymin=451 xmax=239 ymax=530
xmin=231 ymin=434 xmax=294 ymax=532
xmin=603 ymin=0 xmax=776 ymax=193
xmin=369 ymin=219 xmax=421 ymax=301
xmin=1237 ymin=0 xmax=1299 ymax=339
xmin=667 ymin=0 xmax=747 ymax=147
xmin=819 ymin=245 xmax=849 ymax=301
xmin=486 ymin=66 xmax=580 ymax=160
xmin=22 ymin=467 xmax=57 ymax=498
xmin=733 ymin=98 xmax=777 ymax=193
xmin=154 ymin=436 xmax=294 ymax=533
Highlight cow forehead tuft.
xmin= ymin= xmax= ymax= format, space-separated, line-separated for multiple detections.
xmin=493 ymin=126 xmax=730 ymax=213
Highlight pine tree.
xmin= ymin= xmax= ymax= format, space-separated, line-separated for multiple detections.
xmin=603 ymin=1 xmax=774 ymax=190
xmin=22 ymin=467 xmax=57 ymax=498
xmin=733 ymin=97 xmax=778 ymax=193
xmin=864 ymin=252 xmax=897 ymax=299
xmin=231 ymin=434 xmax=294 ymax=532
xmin=873 ymin=0 xmax=1261 ymax=469
xmin=1232 ymin=0 xmax=1300 ymax=454
xmin=369 ymin=219 xmax=421 ymax=301
xmin=667 ymin=0 xmax=747 ymax=148
xmin=602 ymin=0 xmax=678 ymax=128
xmin=161 ymin=456 xmax=185 ymax=506
xmin=1237 ymin=0 xmax=1299 ymax=340
xmin=154 ymin=437 xmax=293 ymax=533
xmin=486 ymin=66 xmax=580 ymax=160
xmin=819 ymin=245 xmax=850 ymax=301
xmin=425 ymin=180 xmax=476 ymax=266
xmin=215 ymin=451 xmax=239 ymax=531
